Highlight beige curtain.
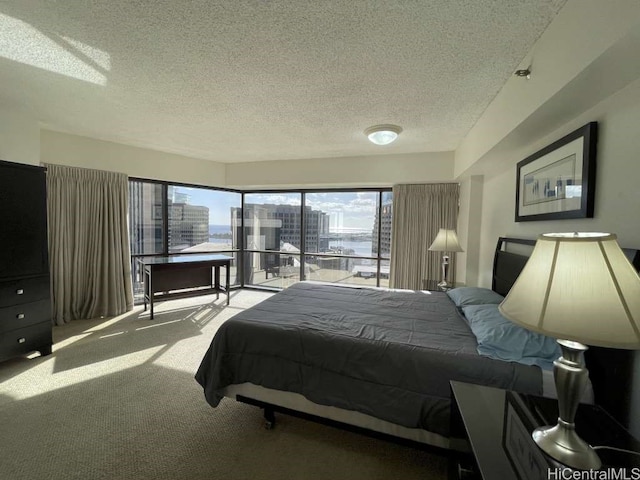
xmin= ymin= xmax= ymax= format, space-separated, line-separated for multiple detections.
xmin=45 ymin=164 xmax=133 ymax=324
xmin=389 ymin=183 xmax=460 ymax=289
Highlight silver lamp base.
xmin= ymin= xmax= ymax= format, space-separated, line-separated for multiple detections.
xmin=438 ymin=255 xmax=451 ymax=290
xmin=533 ymin=421 xmax=601 ymax=470
xmin=534 ymin=340 xmax=601 ymax=470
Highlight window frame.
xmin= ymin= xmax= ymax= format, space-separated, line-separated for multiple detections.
xmin=128 ymin=178 xmax=392 ymax=300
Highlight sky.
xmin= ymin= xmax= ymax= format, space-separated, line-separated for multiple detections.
xmin=172 ymin=187 xmax=392 ymax=232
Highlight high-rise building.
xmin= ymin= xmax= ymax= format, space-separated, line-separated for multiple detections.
xmin=168 ymin=203 xmax=209 ymax=251
xmin=128 ymin=181 xmax=164 ymax=255
xmin=237 ymin=203 xmax=329 ymax=252
xmin=372 ymin=200 xmax=392 ymax=257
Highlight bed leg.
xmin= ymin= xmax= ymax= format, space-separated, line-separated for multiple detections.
xmin=264 ymin=407 xmax=275 ymax=430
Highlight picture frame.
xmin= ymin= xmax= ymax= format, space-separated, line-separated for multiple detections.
xmin=515 ymin=122 xmax=597 ymax=222
xmin=502 ymin=392 xmax=550 ymax=480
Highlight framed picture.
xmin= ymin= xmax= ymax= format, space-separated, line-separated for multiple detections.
xmin=515 ymin=122 xmax=597 ymax=222
xmin=502 ymin=392 xmax=550 ymax=480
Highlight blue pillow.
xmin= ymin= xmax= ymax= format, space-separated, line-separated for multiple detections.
xmin=447 ymin=287 xmax=504 ymax=307
xmin=461 ymin=304 xmax=561 ymax=370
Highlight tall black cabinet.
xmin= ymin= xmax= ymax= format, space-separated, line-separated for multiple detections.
xmin=0 ymin=160 xmax=52 ymax=362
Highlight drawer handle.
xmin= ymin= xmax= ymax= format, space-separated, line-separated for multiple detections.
xmin=18 ymin=337 xmax=26 ymax=344
xmin=17 ymin=313 xmax=25 ymax=319
xmin=16 ymin=289 xmax=24 ymax=295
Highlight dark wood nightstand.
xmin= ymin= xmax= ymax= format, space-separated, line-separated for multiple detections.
xmin=449 ymin=381 xmax=640 ymax=480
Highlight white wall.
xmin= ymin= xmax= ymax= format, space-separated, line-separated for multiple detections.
xmin=0 ymin=107 xmax=40 ymax=166
xmin=40 ymin=130 xmax=226 ymax=187
xmin=226 ymin=151 xmax=455 ymax=189
xmin=39 ymin=131 xmax=455 ymax=189
xmin=455 ymin=175 xmax=483 ymax=286
xmin=472 ymin=76 xmax=640 ymax=288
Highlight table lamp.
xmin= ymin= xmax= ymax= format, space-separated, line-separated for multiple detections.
xmin=499 ymin=232 xmax=640 ymax=470
xmin=428 ymin=228 xmax=464 ymax=290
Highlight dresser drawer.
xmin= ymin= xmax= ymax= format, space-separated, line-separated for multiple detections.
xmin=0 ymin=275 xmax=50 ymax=308
xmin=0 ymin=322 xmax=51 ymax=362
xmin=0 ymin=298 xmax=51 ymax=334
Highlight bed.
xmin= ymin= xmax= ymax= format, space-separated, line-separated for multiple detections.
xmin=195 ymin=237 xmax=640 ymax=450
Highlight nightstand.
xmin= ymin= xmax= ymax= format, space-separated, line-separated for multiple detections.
xmin=449 ymin=381 xmax=640 ymax=480
xmin=422 ymin=279 xmax=462 ymax=292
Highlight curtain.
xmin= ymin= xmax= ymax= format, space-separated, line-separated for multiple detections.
xmin=389 ymin=183 xmax=460 ymax=290
xmin=45 ymin=164 xmax=133 ymax=324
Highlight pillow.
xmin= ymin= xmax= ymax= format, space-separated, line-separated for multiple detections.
xmin=461 ymin=304 xmax=561 ymax=370
xmin=446 ymin=287 xmax=504 ymax=307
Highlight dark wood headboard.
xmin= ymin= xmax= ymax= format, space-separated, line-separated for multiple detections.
xmin=491 ymin=236 xmax=640 ymax=438
xmin=491 ymin=237 xmax=536 ymax=296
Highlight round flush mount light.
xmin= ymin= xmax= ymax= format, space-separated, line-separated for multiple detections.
xmin=364 ymin=124 xmax=403 ymax=145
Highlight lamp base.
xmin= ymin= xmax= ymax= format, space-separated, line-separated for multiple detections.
xmin=533 ymin=421 xmax=601 ymax=470
xmin=439 ymin=255 xmax=450 ymax=291
xmin=533 ymin=340 xmax=602 ymax=470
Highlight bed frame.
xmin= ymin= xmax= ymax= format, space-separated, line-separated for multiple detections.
xmin=231 ymin=237 xmax=640 ymax=448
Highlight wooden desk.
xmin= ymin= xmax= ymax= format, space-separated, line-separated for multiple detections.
xmin=138 ymin=255 xmax=231 ymax=319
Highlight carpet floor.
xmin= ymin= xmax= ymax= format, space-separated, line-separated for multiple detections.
xmin=0 ymin=290 xmax=448 ymax=480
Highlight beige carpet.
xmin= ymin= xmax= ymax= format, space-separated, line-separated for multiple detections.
xmin=0 ymin=290 xmax=448 ymax=480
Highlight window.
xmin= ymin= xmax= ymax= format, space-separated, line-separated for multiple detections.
xmin=129 ymin=180 xmax=164 ymax=256
xmin=243 ymin=193 xmax=302 ymax=289
xmin=167 ymin=185 xmax=240 ymax=253
xmin=304 ymin=191 xmax=380 ymax=286
xmin=128 ymin=180 xmax=241 ymax=303
xmin=129 ymin=182 xmax=392 ymax=301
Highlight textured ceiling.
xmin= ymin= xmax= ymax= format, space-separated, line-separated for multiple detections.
xmin=0 ymin=0 xmax=567 ymax=163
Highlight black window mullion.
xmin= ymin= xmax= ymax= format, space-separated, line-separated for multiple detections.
xmin=300 ymin=192 xmax=306 ymax=280
xmin=240 ymin=193 xmax=245 ymax=287
xmin=376 ymin=191 xmax=383 ymax=288
xmin=162 ymin=183 xmax=169 ymax=256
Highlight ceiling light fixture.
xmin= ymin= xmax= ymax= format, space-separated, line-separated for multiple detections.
xmin=365 ymin=124 xmax=403 ymax=145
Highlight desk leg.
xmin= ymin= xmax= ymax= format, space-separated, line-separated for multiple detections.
xmin=214 ymin=266 xmax=220 ymax=301
xmin=226 ymin=262 xmax=230 ymax=306
xmin=143 ymin=267 xmax=149 ymax=313
xmin=148 ymin=267 xmax=154 ymax=320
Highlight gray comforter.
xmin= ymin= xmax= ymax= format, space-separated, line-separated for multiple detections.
xmin=195 ymin=282 xmax=542 ymax=436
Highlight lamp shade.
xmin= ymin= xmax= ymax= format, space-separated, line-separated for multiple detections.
xmin=428 ymin=229 xmax=464 ymax=253
xmin=498 ymin=232 xmax=640 ymax=349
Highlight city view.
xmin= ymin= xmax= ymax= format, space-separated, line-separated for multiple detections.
xmin=129 ymin=183 xmax=392 ymax=294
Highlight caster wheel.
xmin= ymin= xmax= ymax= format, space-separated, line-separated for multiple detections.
xmin=264 ymin=421 xmax=274 ymax=430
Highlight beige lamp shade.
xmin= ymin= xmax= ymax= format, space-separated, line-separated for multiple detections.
xmin=428 ymin=229 xmax=464 ymax=252
xmin=498 ymin=232 xmax=640 ymax=349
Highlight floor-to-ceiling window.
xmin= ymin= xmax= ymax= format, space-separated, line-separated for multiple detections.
xmin=242 ymin=189 xmax=392 ymax=289
xmin=242 ymin=192 xmax=303 ymax=289
xmin=304 ymin=191 xmax=385 ymax=287
xmin=129 ymin=182 xmax=392 ymax=301
xmin=129 ymin=179 xmax=241 ymax=303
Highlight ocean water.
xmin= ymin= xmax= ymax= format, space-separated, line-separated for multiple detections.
xmin=209 ymin=224 xmax=232 ymax=235
xmin=210 ymin=225 xmax=373 ymax=256
xmin=328 ymin=240 xmax=373 ymax=257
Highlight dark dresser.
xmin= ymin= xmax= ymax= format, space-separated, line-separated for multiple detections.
xmin=0 ymin=160 xmax=52 ymax=362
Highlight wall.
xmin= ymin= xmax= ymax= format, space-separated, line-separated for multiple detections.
xmin=39 ymin=130 xmax=455 ymax=190
xmin=474 ymin=77 xmax=640 ymax=288
xmin=0 ymin=107 xmax=40 ymax=166
xmin=40 ymin=130 xmax=226 ymax=187
xmin=455 ymin=175 xmax=483 ymax=286
xmin=465 ymin=74 xmax=640 ymax=439
xmin=225 ymin=151 xmax=455 ymax=189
